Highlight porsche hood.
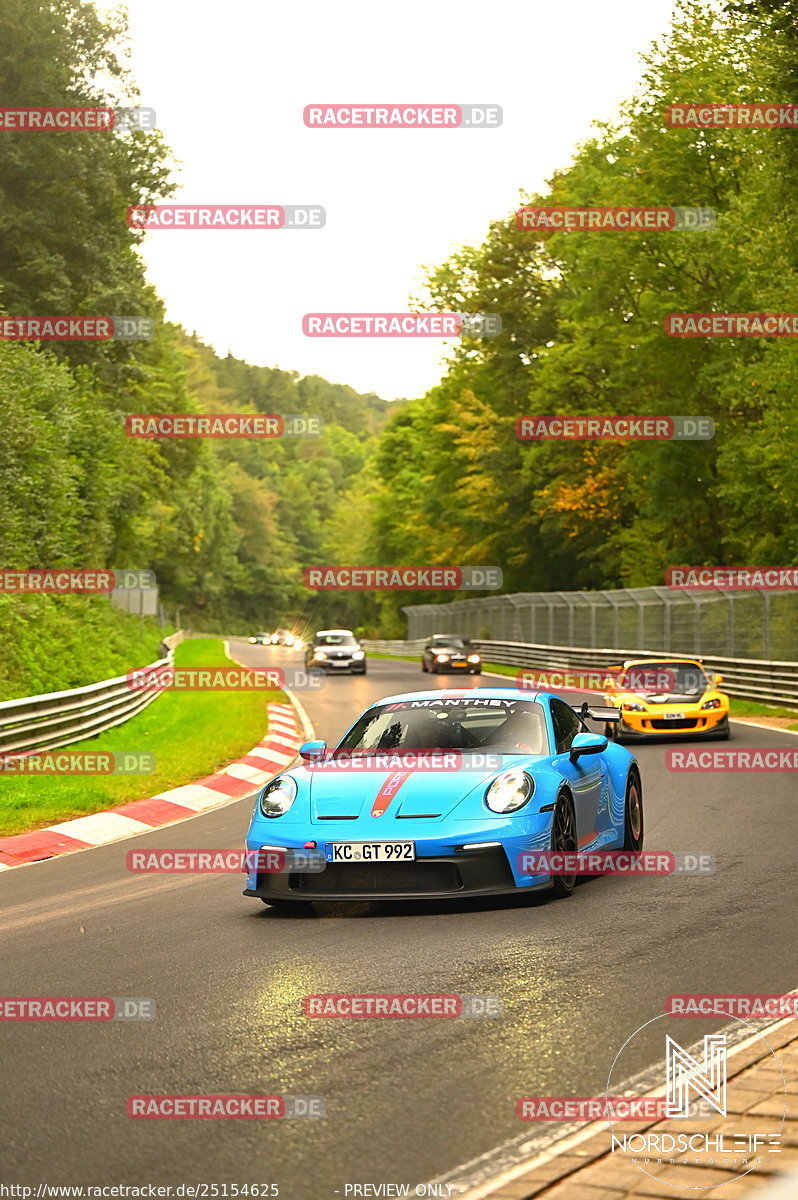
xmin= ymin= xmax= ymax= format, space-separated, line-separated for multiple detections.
xmin=296 ymin=757 xmax=543 ymax=824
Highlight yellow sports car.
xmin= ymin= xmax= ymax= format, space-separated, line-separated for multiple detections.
xmin=602 ymin=658 xmax=730 ymax=741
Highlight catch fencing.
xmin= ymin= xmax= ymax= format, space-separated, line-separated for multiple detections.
xmin=0 ymin=631 xmax=185 ymax=759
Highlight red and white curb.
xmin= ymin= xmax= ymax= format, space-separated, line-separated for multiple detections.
xmin=0 ymin=702 xmax=301 ymax=870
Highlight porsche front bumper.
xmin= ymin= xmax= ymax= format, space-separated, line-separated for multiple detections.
xmin=243 ymin=844 xmax=535 ymax=901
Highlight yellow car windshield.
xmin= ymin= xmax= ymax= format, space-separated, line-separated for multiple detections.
xmin=621 ymin=663 xmax=709 ymax=695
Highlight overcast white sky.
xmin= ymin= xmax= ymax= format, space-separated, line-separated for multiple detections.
xmin=100 ymin=0 xmax=676 ymax=401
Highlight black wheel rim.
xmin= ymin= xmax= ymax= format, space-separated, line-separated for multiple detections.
xmin=553 ymin=796 xmax=577 ymax=887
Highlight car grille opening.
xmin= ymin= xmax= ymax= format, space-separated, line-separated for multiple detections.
xmin=648 ymin=718 xmax=700 ymax=730
xmin=290 ymin=861 xmax=463 ymax=894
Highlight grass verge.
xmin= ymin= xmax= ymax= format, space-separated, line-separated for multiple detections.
xmin=0 ymin=637 xmax=280 ymax=837
xmin=724 ymin=698 xmax=798 ymax=730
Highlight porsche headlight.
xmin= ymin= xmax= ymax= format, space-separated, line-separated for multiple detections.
xmin=259 ymin=776 xmax=298 ymax=818
xmin=701 ymin=698 xmax=722 ymax=710
xmin=485 ymin=770 xmax=534 ymax=814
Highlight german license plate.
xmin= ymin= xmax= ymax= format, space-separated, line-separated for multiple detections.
xmin=325 ymin=841 xmax=415 ymax=863
xmin=662 ymin=712 xmax=686 ymax=719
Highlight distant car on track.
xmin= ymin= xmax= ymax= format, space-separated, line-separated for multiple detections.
xmin=421 ymin=634 xmax=482 ymax=674
xmin=602 ymin=657 xmax=730 ymax=740
xmin=248 ymin=632 xmax=271 ymax=645
xmin=305 ymin=629 xmax=366 ymax=675
xmin=270 ymin=628 xmax=296 ymax=647
xmin=244 ymin=688 xmax=641 ymax=909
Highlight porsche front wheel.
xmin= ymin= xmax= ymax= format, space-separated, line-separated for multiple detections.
xmin=551 ymin=793 xmax=577 ymax=899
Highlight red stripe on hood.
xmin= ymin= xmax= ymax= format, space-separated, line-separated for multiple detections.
xmin=371 ymin=770 xmax=412 ymax=817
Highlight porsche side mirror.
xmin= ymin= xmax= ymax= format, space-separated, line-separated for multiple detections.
xmin=569 ymin=732 xmax=608 ymax=762
xmin=299 ymin=739 xmax=327 ymax=762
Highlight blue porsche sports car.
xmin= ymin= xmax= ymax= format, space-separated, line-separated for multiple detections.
xmin=243 ymin=688 xmax=643 ymax=908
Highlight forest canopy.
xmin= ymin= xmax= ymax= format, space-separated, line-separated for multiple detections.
xmin=1 ymin=0 xmax=795 ymax=638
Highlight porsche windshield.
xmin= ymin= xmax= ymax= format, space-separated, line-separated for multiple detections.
xmin=337 ymin=698 xmax=548 ymax=755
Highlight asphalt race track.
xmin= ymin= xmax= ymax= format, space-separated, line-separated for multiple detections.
xmin=1 ymin=640 xmax=796 ymax=1195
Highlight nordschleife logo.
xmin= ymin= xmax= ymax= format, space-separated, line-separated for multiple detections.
xmin=606 ymin=1012 xmax=786 ymax=1191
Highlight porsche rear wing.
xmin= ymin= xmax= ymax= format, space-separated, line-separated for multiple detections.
xmin=572 ymin=701 xmax=621 ymax=729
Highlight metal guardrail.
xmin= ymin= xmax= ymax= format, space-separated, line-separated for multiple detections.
xmin=0 ymin=630 xmax=186 ymax=758
xmin=364 ymin=638 xmax=798 ymax=707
